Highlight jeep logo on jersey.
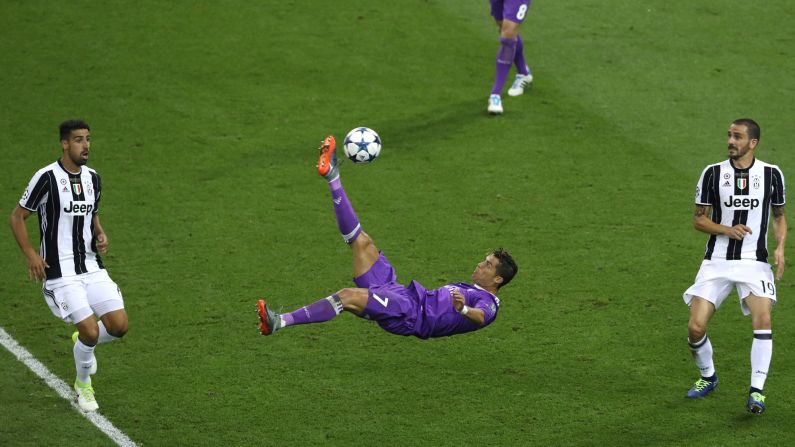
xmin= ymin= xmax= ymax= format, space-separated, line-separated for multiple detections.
xmin=723 ymin=195 xmax=759 ymax=210
xmin=63 ymin=201 xmax=94 ymax=215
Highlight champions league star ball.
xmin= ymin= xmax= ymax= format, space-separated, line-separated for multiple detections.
xmin=343 ymin=127 xmax=381 ymax=163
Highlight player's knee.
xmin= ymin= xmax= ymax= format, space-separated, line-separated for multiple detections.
xmin=337 ymin=288 xmax=368 ymax=312
xmin=752 ymin=313 xmax=772 ymax=330
xmin=500 ymin=22 xmax=519 ymax=38
xmin=109 ymin=323 xmax=128 ymax=338
xmin=356 ymin=231 xmax=374 ymax=248
xmin=337 ymin=288 xmax=359 ymax=302
xmin=687 ymin=319 xmax=708 ymax=341
xmin=102 ymin=310 xmax=129 ymax=337
xmin=79 ymin=326 xmax=100 ymax=344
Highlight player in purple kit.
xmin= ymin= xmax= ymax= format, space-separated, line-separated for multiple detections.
xmin=488 ymin=0 xmax=534 ymax=115
xmin=256 ymin=135 xmax=517 ymax=339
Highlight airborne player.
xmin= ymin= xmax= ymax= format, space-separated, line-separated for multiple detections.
xmin=257 ymin=135 xmax=517 ymax=339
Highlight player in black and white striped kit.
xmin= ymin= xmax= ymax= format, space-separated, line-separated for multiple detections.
xmin=683 ymin=118 xmax=787 ymax=414
xmin=9 ymin=120 xmax=129 ymax=412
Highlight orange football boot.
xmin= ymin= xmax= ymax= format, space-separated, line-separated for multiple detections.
xmin=316 ymin=135 xmax=338 ymax=179
xmin=256 ymin=299 xmax=279 ymax=335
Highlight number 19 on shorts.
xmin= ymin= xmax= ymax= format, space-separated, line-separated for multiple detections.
xmin=760 ymin=281 xmax=775 ymax=295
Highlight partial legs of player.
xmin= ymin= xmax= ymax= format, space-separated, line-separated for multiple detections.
xmin=685 ymin=297 xmax=718 ymax=398
xmin=257 ymin=288 xmax=371 ymax=335
xmin=316 ymin=135 xmax=380 ymax=274
xmin=71 ymin=307 xmax=128 ymax=411
xmin=507 ymin=27 xmax=533 ymax=97
xmin=258 ymin=136 xmax=383 ymax=335
xmin=256 ymin=294 xmax=344 ymax=335
xmin=745 ymin=294 xmax=773 ymax=414
xmin=489 ymin=15 xmax=532 ymax=113
xmin=72 ymin=315 xmax=99 ymax=411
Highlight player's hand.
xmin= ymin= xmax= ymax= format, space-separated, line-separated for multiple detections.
xmin=95 ymin=232 xmax=108 ymax=253
xmin=26 ymin=253 xmax=49 ymax=281
xmin=774 ymin=248 xmax=785 ymax=280
xmin=451 ymin=288 xmax=465 ymax=312
xmin=726 ymin=224 xmax=752 ymax=240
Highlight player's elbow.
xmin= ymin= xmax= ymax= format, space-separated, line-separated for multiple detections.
xmin=9 ymin=209 xmax=24 ymax=232
xmin=692 ymin=218 xmax=712 ymax=234
xmin=471 ymin=312 xmax=486 ymax=326
xmin=10 ymin=206 xmax=29 ymax=223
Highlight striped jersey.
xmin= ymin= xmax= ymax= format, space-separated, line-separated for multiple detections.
xmin=18 ymin=160 xmax=104 ymax=279
xmin=695 ymin=158 xmax=785 ymax=262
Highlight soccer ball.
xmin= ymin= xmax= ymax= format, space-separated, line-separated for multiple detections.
xmin=343 ymin=127 xmax=381 ymax=163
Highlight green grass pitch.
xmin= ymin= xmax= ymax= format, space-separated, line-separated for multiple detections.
xmin=1 ymin=0 xmax=795 ymax=445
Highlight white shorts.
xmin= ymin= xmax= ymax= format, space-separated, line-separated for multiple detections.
xmin=683 ymin=259 xmax=776 ymax=315
xmin=42 ymin=270 xmax=124 ymax=324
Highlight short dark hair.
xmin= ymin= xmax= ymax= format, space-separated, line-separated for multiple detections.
xmin=492 ymin=248 xmax=517 ymax=289
xmin=59 ymin=120 xmax=90 ymax=140
xmin=732 ymin=118 xmax=760 ymax=141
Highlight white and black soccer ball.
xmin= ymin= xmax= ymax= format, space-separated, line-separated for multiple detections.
xmin=343 ymin=127 xmax=381 ymax=163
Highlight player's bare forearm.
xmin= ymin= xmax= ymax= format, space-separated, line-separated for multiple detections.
xmin=771 ymin=206 xmax=787 ymax=280
xmin=693 ymin=205 xmax=751 ymax=239
xmin=693 ymin=205 xmax=722 ymax=234
xmin=451 ymin=288 xmax=486 ymax=325
xmin=92 ymin=214 xmax=104 ymax=234
xmin=773 ymin=206 xmax=787 ymax=253
xmin=92 ymin=215 xmax=109 ymax=253
xmin=463 ymin=308 xmax=486 ymax=326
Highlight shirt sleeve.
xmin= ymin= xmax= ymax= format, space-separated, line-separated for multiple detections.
xmin=695 ymin=165 xmax=717 ymax=206
xmin=91 ymin=171 xmax=102 ymax=214
xmin=19 ymin=170 xmax=50 ymax=212
xmin=471 ymin=291 xmax=499 ymax=324
xmin=771 ymin=166 xmax=786 ymax=206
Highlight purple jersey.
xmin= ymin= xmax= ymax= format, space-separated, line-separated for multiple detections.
xmin=490 ymin=0 xmax=531 ymax=24
xmin=414 ymin=282 xmax=500 ymax=338
xmin=355 ymin=253 xmax=501 ymax=339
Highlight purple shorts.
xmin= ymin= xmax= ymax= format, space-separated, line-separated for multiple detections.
xmin=490 ymin=0 xmax=531 ymax=23
xmin=353 ymin=252 xmax=417 ymax=336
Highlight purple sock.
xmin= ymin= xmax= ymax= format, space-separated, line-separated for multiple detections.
xmin=328 ymin=178 xmax=362 ymax=244
xmin=514 ymin=34 xmax=529 ymax=75
xmin=491 ymin=37 xmax=517 ymax=95
xmin=282 ymin=295 xmax=343 ymax=327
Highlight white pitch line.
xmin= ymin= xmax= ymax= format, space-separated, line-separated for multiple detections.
xmin=0 ymin=327 xmax=137 ymax=447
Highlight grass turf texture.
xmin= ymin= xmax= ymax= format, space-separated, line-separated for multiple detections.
xmin=1 ymin=0 xmax=795 ymax=445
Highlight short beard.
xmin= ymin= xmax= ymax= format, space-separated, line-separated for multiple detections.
xmin=70 ymin=155 xmax=87 ymax=166
xmin=728 ymin=146 xmax=749 ymax=160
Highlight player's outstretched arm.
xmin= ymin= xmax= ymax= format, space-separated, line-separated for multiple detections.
xmin=772 ymin=205 xmax=787 ymax=280
xmin=693 ymin=205 xmax=751 ymax=240
xmin=9 ymin=206 xmax=48 ymax=281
